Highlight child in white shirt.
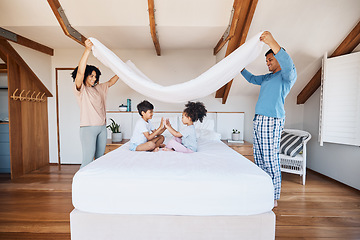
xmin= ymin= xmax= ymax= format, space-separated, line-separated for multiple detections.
xmin=165 ymin=101 xmax=207 ymax=153
xmin=129 ymin=100 xmax=165 ymax=152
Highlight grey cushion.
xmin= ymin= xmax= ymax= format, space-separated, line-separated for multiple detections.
xmin=280 ymin=131 xmax=303 ymax=157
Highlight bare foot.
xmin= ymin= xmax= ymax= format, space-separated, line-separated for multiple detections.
xmin=162 ymin=147 xmax=174 ymax=151
xmin=152 ymin=147 xmax=160 ymax=152
xmin=274 ymin=200 xmax=278 ymax=208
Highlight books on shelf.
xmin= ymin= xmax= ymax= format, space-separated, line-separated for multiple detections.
xmin=227 ymin=139 xmax=244 ymax=144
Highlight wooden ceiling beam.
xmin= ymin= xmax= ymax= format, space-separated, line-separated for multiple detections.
xmin=0 ymin=48 xmax=7 ymax=64
xmin=0 ymin=27 xmax=54 ymax=56
xmin=148 ymin=0 xmax=161 ymax=56
xmin=213 ymin=0 xmax=241 ymax=55
xmin=215 ymin=0 xmax=258 ymax=104
xmin=0 ymin=63 xmax=6 ymax=73
xmin=297 ymin=20 xmax=360 ymax=104
xmin=0 ymin=39 xmax=52 ymax=97
xmin=47 ymin=0 xmax=86 ymax=46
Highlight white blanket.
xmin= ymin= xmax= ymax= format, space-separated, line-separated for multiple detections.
xmin=72 ymin=139 xmax=274 ymax=216
xmin=89 ymin=32 xmax=264 ymax=103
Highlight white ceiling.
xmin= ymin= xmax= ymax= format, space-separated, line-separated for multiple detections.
xmin=1 ymin=0 xmax=360 ymax=97
xmin=0 ymin=0 xmax=235 ymax=49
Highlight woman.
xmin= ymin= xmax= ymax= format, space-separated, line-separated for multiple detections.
xmin=72 ymin=39 xmax=119 ymax=168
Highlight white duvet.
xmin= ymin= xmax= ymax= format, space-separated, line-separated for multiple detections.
xmin=89 ymin=32 xmax=264 ymax=103
xmin=72 ymin=139 xmax=274 ymax=216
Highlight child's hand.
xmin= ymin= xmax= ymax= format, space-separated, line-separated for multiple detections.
xmin=165 ymin=118 xmax=171 ymax=128
xmin=159 ymin=117 xmax=165 ymax=129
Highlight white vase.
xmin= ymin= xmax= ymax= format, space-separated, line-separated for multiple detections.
xmin=232 ymin=133 xmax=240 ymax=141
xmin=112 ymin=132 xmax=123 ymax=142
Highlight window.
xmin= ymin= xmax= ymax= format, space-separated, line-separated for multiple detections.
xmin=319 ymin=51 xmax=360 ymax=146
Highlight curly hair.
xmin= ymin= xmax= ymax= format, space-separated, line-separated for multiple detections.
xmin=183 ymin=101 xmax=207 ymax=123
xmin=71 ymin=65 xmax=101 ymax=86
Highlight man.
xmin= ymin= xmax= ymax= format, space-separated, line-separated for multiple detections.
xmin=241 ymin=31 xmax=297 ymax=207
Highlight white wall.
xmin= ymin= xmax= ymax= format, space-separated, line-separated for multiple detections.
xmin=303 ymin=88 xmax=360 ymax=190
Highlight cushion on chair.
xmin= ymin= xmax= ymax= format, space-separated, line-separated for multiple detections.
xmin=280 ymin=131 xmax=303 ymax=157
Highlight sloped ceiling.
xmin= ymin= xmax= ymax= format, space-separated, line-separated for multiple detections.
xmin=1 ymin=0 xmax=359 ymax=97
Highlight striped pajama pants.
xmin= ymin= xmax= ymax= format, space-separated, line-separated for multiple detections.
xmin=253 ymin=114 xmax=284 ymax=200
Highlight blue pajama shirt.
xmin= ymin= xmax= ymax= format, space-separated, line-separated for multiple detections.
xmin=241 ymin=48 xmax=297 ymax=200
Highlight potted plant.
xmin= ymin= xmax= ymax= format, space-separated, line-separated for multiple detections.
xmin=232 ymin=129 xmax=241 ymax=141
xmin=107 ymin=118 xmax=122 ymax=142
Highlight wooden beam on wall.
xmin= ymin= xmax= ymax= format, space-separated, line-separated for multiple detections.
xmin=297 ymin=20 xmax=360 ymax=104
xmin=148 ymin=0 xmax=161 ymax=56
xmin=47 ymin=0 xmax=86 ymax=46
xmin=0 ymin=27 xmax=54 ymax=56
xmin=213 ymin=0 xmax=241 ymax=55
xmin=215 ymin=0 xmax=258 ymax=104
xmin=0 ymin=39 xmax=52 ymax=97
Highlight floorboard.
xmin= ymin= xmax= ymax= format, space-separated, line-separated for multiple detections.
xmin=0 ymin=165 xmax=359 ymax=239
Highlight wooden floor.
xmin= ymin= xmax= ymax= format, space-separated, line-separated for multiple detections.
xmin=0 ymin=165 xmax=359 ymax=239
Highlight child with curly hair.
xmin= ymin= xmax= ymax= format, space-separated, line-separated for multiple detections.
xmin=164 ymin=101 xmax=207 ymax=153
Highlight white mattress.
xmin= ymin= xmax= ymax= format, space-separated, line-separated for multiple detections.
xmin=72 ymin=139 xmax=274 ymax=215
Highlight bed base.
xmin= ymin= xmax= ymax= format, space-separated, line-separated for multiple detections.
xmin=70 ymin=209 xmax=275 ymax=240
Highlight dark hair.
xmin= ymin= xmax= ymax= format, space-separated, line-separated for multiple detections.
xmin=71 ymin=65 xmax=101 ymax=86
xmin=183 ymin=101 xmax=207 ymax=123
xmin=137 ymin=100 xmax=154 ymax=116
xmin=265 ymin=47 xmax=285 ymax=57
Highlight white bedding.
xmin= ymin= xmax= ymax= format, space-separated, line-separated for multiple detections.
xmin=72 ymin=139 xmax=274 ymax=216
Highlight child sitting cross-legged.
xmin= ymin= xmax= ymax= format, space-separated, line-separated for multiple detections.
xmin=164 ymin=101 xmax=207 ymax=153
xmin=129 ymin=100 xmax=166 ymax=152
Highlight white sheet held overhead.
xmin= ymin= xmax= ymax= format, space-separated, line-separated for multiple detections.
xmin=89 ymin=32 xmax=264 ymax=103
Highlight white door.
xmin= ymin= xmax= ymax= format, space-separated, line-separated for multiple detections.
xmin=58 ymin=70 xmax=82 ymax=164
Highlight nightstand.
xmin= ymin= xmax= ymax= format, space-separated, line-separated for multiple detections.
xmin=105 ymin=139 xmax=130 ymax=154
xmin=222 ymin=140 xmax=254 ymax=162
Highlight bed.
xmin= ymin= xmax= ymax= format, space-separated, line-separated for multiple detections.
xmin=72 ymin=138 xmax=274 ymax=215
xmin=71 ymin=138 xmax=275 ymax=239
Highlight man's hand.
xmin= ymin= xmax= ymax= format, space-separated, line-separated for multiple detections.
xmin=260 ymin=31 xmax=275 ymax=45
xmin=260 ymin=31 xmax=281 ymax=54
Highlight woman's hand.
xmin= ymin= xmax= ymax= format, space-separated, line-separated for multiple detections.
xmin=84 ymin=39 xmax=93 ymax=51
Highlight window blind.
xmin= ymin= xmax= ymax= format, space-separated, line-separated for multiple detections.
xmin=319 ymin=51 xmax=360 ymax=147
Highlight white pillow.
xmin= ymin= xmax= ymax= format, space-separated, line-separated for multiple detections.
xmin=194 ymin=119 xmax=215 ymax=131
xmin=196 ymin=129 xmax=221 ymax=141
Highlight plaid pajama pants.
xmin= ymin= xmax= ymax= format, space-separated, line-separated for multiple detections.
xmin=253 ymin=114 xmax=284 ymax=200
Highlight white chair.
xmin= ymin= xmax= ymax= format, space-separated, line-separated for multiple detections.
xmin=280 ymin=129 xmax=311 ymax=185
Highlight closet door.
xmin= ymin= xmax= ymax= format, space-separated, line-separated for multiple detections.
xmin=58 ymin=70 xmax=82 ymax=164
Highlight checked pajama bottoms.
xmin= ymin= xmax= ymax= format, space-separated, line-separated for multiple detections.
xmin=253 ymin=114 xmax=284 ymax=200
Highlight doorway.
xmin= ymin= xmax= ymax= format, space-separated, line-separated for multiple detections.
xmin=56 ymin=68 xmax=82 ymax=164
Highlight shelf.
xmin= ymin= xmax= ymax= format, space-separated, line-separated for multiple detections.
xmin=0 ymin=87 xmax=8 ymax=89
